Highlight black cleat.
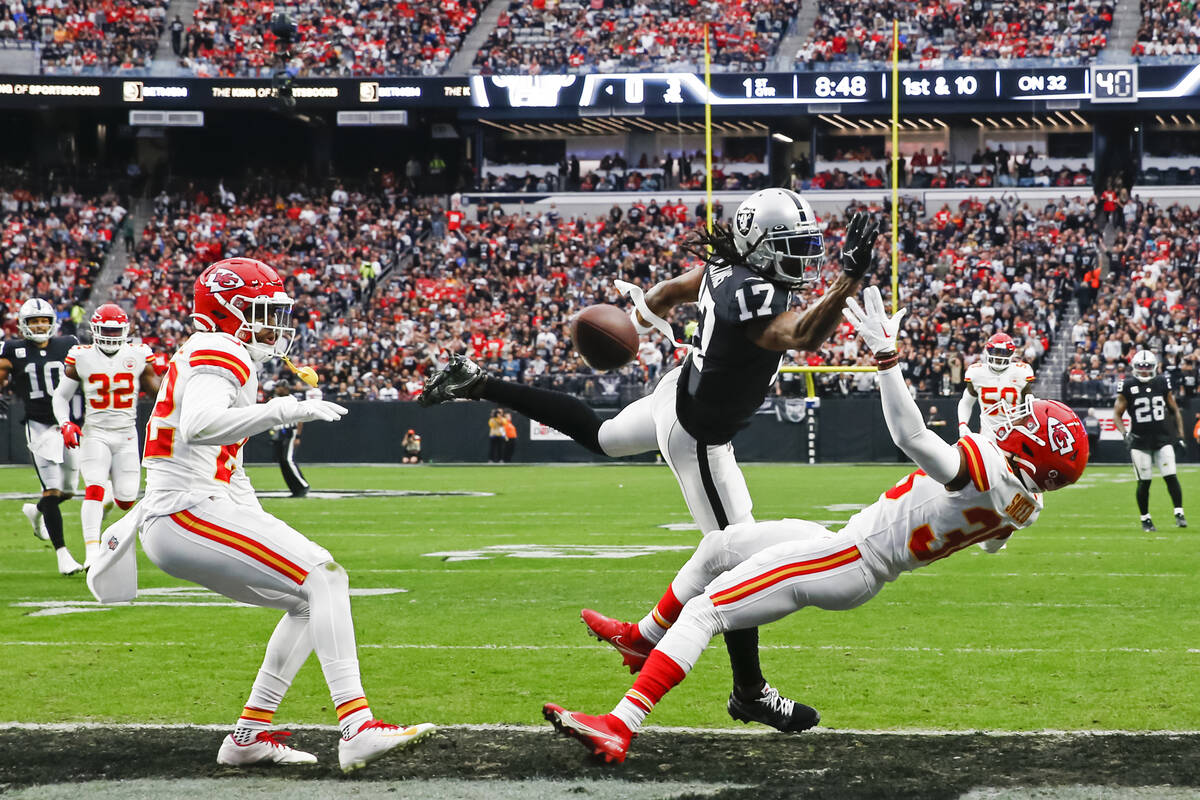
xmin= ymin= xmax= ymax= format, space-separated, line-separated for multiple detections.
xmin=1176 ymin=512 xmax=1187 ymax=528
xmin=727 ymin=683 xmax=819 ymax=733
xmin=1142 ymin=518 xmax=1157 ymax=533
xmin=418 ymin=355 xmax=485 ymax=407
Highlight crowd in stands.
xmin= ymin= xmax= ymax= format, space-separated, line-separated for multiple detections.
xmin=175 ymin=0 xmax=481 ymax=77
xmin=7 ymin=174 xmax=1197 ymax=415
xmin=1131 ymin=0 xmax=1200 ymax=58
xmin=797 ymin=0 xmax=1113 ymax=68
xmin=1064 ymin=190 xmax=1200 ymax=402
xmin=472 ymin=0 xmax=799 ymax=74
xmin=10 ymin=0 xmax=168 ymax=73
xmin=0 ymin=179 xmax=124 ymax=341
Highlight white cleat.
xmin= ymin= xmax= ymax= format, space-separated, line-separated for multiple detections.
xmin=216 ymin=731 xmax=317 ymax=766
xmin=23 ymin=504 xmax=49 ymax=541
xmin=56 ymin=548 xmax=84 ymax=576
xmin=338 ymin=720 xmax=436 ymax=773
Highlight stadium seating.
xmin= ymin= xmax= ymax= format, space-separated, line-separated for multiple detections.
xmin=1132 ymin=0 xmax=1200 ymax=58
xmin=1063 ymin=193 xmax=1200 ymax=403
xmin=797 ymin=0 xmax=1113 ymax=67
xmin=26 ymin=0 xmax=168 ymax=74
xmin=472 ymin=0 xmax=799 ymax=75
xmin=176 ymin=0 xmax=481 ymax=77
xmin=0 ymin=181 xmax=124 ymax=338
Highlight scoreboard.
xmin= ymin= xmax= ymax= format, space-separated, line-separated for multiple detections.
xmin=1 ymin=62 xmax=1199 ymax=113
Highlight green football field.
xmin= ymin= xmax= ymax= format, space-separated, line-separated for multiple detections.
xmin=1 ymin=461 xmax=1197 ymax=733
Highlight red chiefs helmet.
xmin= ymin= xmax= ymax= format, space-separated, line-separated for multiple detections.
xmin=993 ymin=398 xmax=1089 ymax=491
xmin=984 ymin=332 xmax=1016 ymax=373
xmin=90 ymin=303 xmax=129 ymax=354
xmin=192 ymin=258 xmax=294 ymax=362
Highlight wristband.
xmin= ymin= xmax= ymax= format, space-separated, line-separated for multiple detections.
xmin=874 ymin=350 xmax=899 ymax=371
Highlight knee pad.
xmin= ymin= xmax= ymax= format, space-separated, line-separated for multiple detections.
xmin=305 ymin=560 xmax=349 ymax=592
xmin=84 ymin=485 xmax=106 ymax=502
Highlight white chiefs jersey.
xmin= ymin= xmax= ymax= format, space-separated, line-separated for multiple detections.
xmin=143 ymin=332 xmax=256 ymax=498
xmin=965 ymin=360 xmax=1035 ymax=429
xmin=65 ymin=342 xmax=154 ymax=431
xmin=846 ymin=433 xmax=1043 ymax=582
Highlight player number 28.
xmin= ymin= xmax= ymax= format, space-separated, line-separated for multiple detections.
xmin=1132 ymin=395 xmax=1165 ymax=423
xmin=88 ymin=373 xmax=136 ymax=409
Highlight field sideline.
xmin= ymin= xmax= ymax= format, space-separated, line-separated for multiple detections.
xmin=1 ymin=462 xmax=1198 ymax=797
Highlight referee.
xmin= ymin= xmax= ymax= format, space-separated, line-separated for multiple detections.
xmin=268 ymin=381 xmax=309 ymax=497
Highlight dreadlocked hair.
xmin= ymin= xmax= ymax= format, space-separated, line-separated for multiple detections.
xmin=681 ymin=222 xmax=760 ymax=268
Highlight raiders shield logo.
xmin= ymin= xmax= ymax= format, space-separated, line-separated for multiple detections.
xmin=735 ymin=208 xmax=755 ymax=237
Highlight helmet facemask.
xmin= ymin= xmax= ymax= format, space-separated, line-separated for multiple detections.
xmin=985 ymin=343 xmax=1013 ymax=373
xmin=19 ymin=315 xmax=56 ymax=345
xmin=744 ymin=228 xmax=825 ymax=288
xmin=93 ymin=321 xmax=129 ymax=355
xmin=202 ymin=290 xmax=294 ymax=363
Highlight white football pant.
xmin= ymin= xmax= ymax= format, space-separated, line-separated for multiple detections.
xmin=1131 ymin=444 xmax=1176 ymax=480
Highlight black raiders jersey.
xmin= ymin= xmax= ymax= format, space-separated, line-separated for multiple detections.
xmin=1118 ymin=373 xmax=1174 ymax=449
xmin=1 ymin=335 xmax=81 ymax=425
xmin=677 ymin=263 xmax=791 ymax=445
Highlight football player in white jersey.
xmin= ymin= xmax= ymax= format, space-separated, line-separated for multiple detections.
xmin=543 ymin=288 xmax=1088 ymax=763
xmin=957 ymin=332 xmax=1036 ymax=438
xmin=93 ymin=258 xmax=434 ymax=771
xmin=52 ymin=304 xmax=161 ymax=569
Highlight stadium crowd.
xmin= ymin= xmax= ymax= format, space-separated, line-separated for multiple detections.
xmin=472 ymin=0 xmax=799 ymax=74
xmin=20 ymin=0 xmax=168 ymax=74
xmin=796 ymin=0 xmax=1113 ymax=67
xmin=0 ymin=180 xmax=124 ymax=339
xmin=174 ymin=0 xmax=481 ymax=77
xmin=7 ymin=175 xmax=1197 ymax=411
xmin=1131 ymin=0 xmax=1200 ymax=58
xmin=1064 ymin=192 xmax=1200 ymax=402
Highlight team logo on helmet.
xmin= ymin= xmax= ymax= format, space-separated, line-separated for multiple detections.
xmin=201 ymin=267 xmax=247 ymax=292
xmin=1047 ymin=416 xmax=1075 ymax=455
xmin=735 ymin=208 xmax=756 ymax=237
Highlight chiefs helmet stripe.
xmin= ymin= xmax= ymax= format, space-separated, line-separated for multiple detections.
xmin=711 ymin=545 xmax=862 ymax=606
xmin=189 ymin=351 xmax=250 ymax=385
xmin=957 ymin=437 xmax=990 ymax=492
xmin=170 ymin=510 xmax=308 ymax=585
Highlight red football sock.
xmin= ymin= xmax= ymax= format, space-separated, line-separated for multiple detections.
xmin=624 ymin=649 xmax=688 ymax=712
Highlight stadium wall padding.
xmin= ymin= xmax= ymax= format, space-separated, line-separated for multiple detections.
xmin=2 ymin=398 xmax=1196 ymax=468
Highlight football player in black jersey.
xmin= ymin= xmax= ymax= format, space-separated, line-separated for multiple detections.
xmin=1113 ymin=350 xmax=1187 ymax=531
xmin=0 ymin=298 xmax=84 ymax=574
xmin=421 ymin=188 xmax=880 ymax=732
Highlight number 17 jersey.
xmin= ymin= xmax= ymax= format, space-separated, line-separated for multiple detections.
xmin=845 ymin=433 xmax=1043 ymax=582
xmin=66 ymin=343 xmax=154 ymax=431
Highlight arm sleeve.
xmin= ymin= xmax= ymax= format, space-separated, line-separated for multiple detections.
xmin=879 ymin=367 xmax=963 ymax=484
xmin=178 ymin=374 xmax=298 ymax=445
xmin=52 ymin=374 xmax=80 ymax=426
xmin=956 ymin=388 xmax=975 ymax=432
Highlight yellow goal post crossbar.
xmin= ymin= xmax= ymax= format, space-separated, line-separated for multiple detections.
xmin=779 ymin=365 xmax=879 ymax=399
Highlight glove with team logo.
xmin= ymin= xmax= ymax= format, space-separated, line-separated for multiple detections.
xmin=840 ymin=211 xmax=881 ymax=280
xmin=61 ymin=421 xmax=81 ymax=449
xmin=842 ymin=285 xmax=906 ymax=357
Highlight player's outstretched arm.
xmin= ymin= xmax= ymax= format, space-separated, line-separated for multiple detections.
xmin=957 ymin=387 xmax=976 ymax=436
xmin=844 ymin=287 xmax=962 ymax=485
xmin=178 ymin=374 xmax=347 ymax=445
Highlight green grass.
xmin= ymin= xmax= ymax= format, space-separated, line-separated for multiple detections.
xmin=1 ymin=461 xmax=1197 ymax=732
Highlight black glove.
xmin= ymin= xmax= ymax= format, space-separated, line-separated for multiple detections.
xmin=1124 ymin=432 xmax=1134 ymax=448
xmin=1178 ymin=438 xmax=1188 ymax=451
xmin=840 ymin=211 xmax=881 ymax=280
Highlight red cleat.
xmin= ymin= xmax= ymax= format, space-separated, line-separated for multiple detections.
xmin=542 ymin=703 xmax=633 ymax=764
xmin=581 ymin=608 xmax=652 ymax=674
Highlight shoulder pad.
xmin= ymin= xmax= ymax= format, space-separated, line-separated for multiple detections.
xmin=187 ymin=333 xmax=252 ymax=387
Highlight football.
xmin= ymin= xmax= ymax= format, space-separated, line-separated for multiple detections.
xmin=570 ymin=303 xmax=639 ymax=370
